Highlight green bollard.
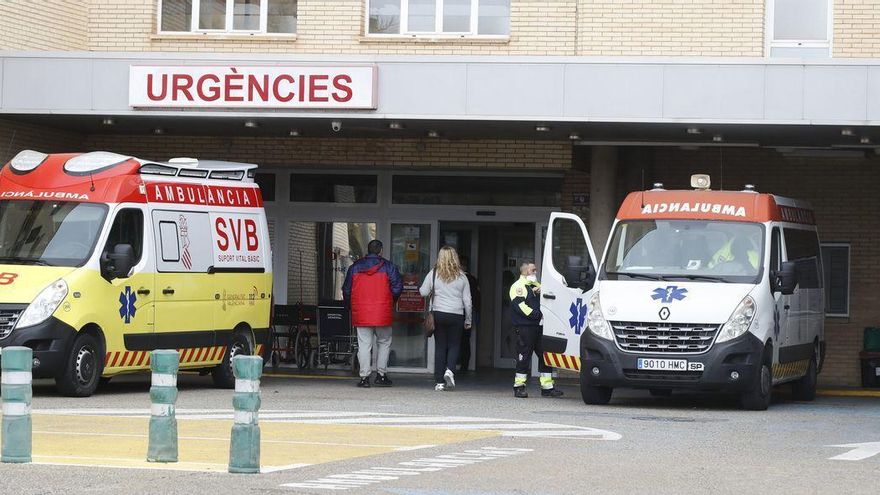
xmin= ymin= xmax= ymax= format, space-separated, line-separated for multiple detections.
xmin=228 ymin=355 xmax=262 ymax=474
xmin=147 ymin=350 xmax=179 ymax=463
xmin=1 ymin=347 xmax=33 ymax=463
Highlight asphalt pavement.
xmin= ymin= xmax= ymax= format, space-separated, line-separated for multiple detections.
xmin=1 ymin=369 xmax=879 ymax=494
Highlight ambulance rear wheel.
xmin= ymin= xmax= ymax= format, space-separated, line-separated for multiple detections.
xmin=56 ymin=333 xmax=102 ymax=397
xmin=580 ymin=365 xmax=612 ymax=405
xmin=212 ymin=332 xmax=252 ymax=389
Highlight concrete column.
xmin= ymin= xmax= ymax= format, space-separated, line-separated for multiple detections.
xmin=589 ymin=146 xmax=618 ymax=256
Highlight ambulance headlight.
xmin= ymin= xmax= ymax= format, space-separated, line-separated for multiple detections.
xmin=716 ymin=295 xmax=756 ymax=343
xmin=17 ymin=279 xmax=68 ymax=329
xmin=587 ymin=292 xmax=613 ymax=341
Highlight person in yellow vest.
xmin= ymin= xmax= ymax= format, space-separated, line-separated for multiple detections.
xmin=710 ymin=235 xmax=759 ymax=271
xmin=509 ymin=261 xmax=563 ymax=399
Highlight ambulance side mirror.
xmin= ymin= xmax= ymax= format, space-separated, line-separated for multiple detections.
xmin=773 ymin=261 xmax=797 ymax=295
xmin=104 ymin=244 xmax=136 ymax=279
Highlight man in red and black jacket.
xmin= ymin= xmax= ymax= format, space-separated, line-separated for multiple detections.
xmin=343 ymin=240 xmax=403 ymax=388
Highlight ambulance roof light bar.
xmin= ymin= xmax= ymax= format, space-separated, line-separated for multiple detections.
xmin=651 ymin=182 xmax=665 ymax=191
xmin=9 ymin=150 xmax=48 ymax=173
xmin=743 ymin=184 xmax=758 ymax=193
xmin=138 ymin=158 xmax=257 ymax=182
xmin=690 ymin=174 xmax=711 ymax=190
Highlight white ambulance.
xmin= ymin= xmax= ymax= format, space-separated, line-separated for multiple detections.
xmin=540 ymin=176 xmax=824 ymax=410
xmin=0 ymin=150 xmax=272 ymax=396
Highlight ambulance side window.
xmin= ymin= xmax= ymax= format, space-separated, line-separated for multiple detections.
xmin=105 ymin=208 xmax=144 ymax=265
xmin=158 ymin=221 xmax=180 ymax=262
xmin=770 ymin=227 xmax=781 ymax=274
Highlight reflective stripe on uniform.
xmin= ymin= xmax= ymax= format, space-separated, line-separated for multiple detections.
xmin=517 ymin=302 xmax=533 ymax=316
xmin=514 ymin=373 xmax=527 ymax=386
xmin=539 ymin=373 xmax=554 ymax=390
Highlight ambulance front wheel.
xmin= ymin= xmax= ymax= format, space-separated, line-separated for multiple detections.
xmin=56 ymin=333 xmax=102 ymax=397
xmin=580 ymin=365 xmax=612 ymax=405
xmin=212 ymin=331 xmax=252 ymax=389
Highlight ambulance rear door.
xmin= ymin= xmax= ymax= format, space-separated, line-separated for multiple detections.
xmin=540 ymin=212 xmax=599 ymax=365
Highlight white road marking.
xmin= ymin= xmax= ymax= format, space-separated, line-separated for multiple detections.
xmin=828 ymin=442 xmax=880 ymax=461
xmin=35 ymin=408 xmax=621 ymax=441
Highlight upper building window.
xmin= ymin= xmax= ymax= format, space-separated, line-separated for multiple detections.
xmin=367 ymin=0 xmax=510 ymax=36
xmin=767 ymin=0 xmax=831 ymax=57
xmin=159 ymin=0 xmax=297 ymax=34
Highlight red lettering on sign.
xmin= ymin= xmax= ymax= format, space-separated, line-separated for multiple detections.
xmin=229 ymin=219 xmax=242 ymax=250
xmin=196 ymin=74 xmax=221 ymax=101
xmin=309 ymin=74 xmax=329 ymax=102
xmin=224 ymin=72 xmax=244 ymax=102
xmin=332 ymin=75 xmax=353 ymax=103
xmin=248 ymin=74 xmax=269 ymax=101
xmin=245 ymin=219 xmax=258 ymax=251
xmin=171 ymin=74 xmax=194 ymax=101
xmin=0 ymin=272 xmax=18 ymax=285
xmin=272 ymin=75 xmax=295 ymax=102
xmin=147 ymin=73 xmax=168 ymax=101
xmin=215 ymin=218 xmax=229 ymax=251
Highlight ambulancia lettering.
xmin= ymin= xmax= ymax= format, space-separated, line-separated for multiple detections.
xmin=147 ymin=183 xmax=258 ymax=207
xmin=0 ymin=191 xmax=90 ymax=200
xmin=641 ymin=202 xmax=747 ymax=217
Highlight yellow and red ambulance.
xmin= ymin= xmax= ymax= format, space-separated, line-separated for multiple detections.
xmin=541 ymin=176 xmax=824 ymax=410
xmin=0 ymin=150 xmax=271 ymax=396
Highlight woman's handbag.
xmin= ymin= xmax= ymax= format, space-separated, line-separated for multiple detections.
xmin=424 ymin=269 xmax=436 ymax=338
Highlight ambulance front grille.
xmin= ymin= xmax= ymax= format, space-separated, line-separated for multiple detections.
xmin=611 ymin=321 xmax=721 ymax=355
xmin=0 ymin=309 xmax=23 ymax=339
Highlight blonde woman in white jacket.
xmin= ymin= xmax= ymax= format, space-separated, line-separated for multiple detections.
xmin=420 ymin=246 xmax=472 ymax=391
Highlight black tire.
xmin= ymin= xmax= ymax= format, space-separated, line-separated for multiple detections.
xmin=55 ymin=333 xmax=102 ymax=397
xmin=649 ymin=388 xmax=673 ymax=397
xmin=580 ymin=365 xmax=612 ymax=405
xmin=740 ymin=363 xmax=772 ymax=411
xmin=212 ymin=331 xmax=252 ymax=388
xmin=791 ymin=357 xmax=818 ymax=401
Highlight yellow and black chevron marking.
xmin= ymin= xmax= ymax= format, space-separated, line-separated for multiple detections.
xmin=773 ymin=359 xmax=810 ymax=381
xmin=544 ymin=352 xmax=581 ymax=371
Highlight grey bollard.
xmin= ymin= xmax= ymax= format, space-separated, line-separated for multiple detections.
xmin=228 ymin=355 xmax=262 ymax=474
xmin=1 ymin=347 xmax=33 ymax=463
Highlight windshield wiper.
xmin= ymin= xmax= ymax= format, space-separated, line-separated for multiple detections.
xmin=605 ymin=271 xmax=666 ymax=281
xmin=0 ymin=256 xmax=54 ymax=266
xmin=666 ymin=274 xmax=732 ymax=283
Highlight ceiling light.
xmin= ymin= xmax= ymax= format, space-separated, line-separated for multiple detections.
xmin=389 ymin=122 xmax=403 ymax=130
xmin=153 ymin=128 xmax=165 ymax=135
xmin=102 ymin=118 xmax=116 ymax=126
xmin=569 ymin=133 xmax=581 ymax=140
xmin=427 ymin=130 xmax=439 ymax=138
xmin=535 ymin=125 xmax=550 ymax=132
xmin=712 ymin=135 xmax=723 ymax=142
xmin=244 ymin=120 xmax=259 ymax=128
xmin=841 ymin=128 xmax=854 ymax=136
xmin=686 ymin=127 xmax=701 ymax=135
xmin=289 ymin=130 xmax=300 ymax=137
xmin=860 ymin=136 xmax=871 ymax=144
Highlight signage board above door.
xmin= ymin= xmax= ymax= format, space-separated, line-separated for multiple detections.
xmin=129 ymin=65 xmax=377 ymax=109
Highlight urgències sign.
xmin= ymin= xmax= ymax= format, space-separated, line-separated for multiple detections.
xmin=129 ymin=65 xmax=377 ymax=109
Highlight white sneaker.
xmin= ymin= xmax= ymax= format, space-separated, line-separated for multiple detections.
xmin=444 ymin=369 xmax=456 ymax=389
xmin=434 ymin=383 xmax=445 ymax=391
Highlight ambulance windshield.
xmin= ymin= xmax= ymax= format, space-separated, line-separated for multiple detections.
xmin=0 ymin=200 xmax=108 ymax=267
xmin=602 ymin=220 xmax=764 ymax=284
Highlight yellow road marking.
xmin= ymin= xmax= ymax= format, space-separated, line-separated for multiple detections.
xmin=817 ymin=389 xmax=880 ymax=398
xmin=262 ymin=373 xmax=352 ymax=380
xmin=4 ymin=414 xmax=497 ymax=473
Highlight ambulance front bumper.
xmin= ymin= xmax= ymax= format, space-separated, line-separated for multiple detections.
xmin=580 ymin=332 xmax=765 ymax=393
xmin=0 ymin=315 xmax=77 ymax=378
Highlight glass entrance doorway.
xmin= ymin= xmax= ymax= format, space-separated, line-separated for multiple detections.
xmin=439 ymin=222 xmax=538 ymax=371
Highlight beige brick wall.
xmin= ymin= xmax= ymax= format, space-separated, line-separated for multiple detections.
xmin=0 ymin=0 xmax=88 ymax=50
xmin=578 ymin=0 xmax=765 ymax=56
xmin=81 ymin=135 xmax=572 ymax=169
xmin=86 ymin=0 xmax=578 ymax=55
xmin=834 ymin=0 xmax=880 ymax=57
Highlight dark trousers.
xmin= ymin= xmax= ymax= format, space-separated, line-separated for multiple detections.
xmin=433 ymin=311 xmax=464 ymax=383
xmin=459 ymin=328 xmax=472 ymax=370
xmin=515 ymin=325 xmax=551 ymax=376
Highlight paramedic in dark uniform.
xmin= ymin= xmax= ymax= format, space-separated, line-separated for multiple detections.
xmin=509 ymin=260 xmax=563 ymax=399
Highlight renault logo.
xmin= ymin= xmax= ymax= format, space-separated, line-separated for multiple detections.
xmin=659 ymin=307 xmax=670 ymax=321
